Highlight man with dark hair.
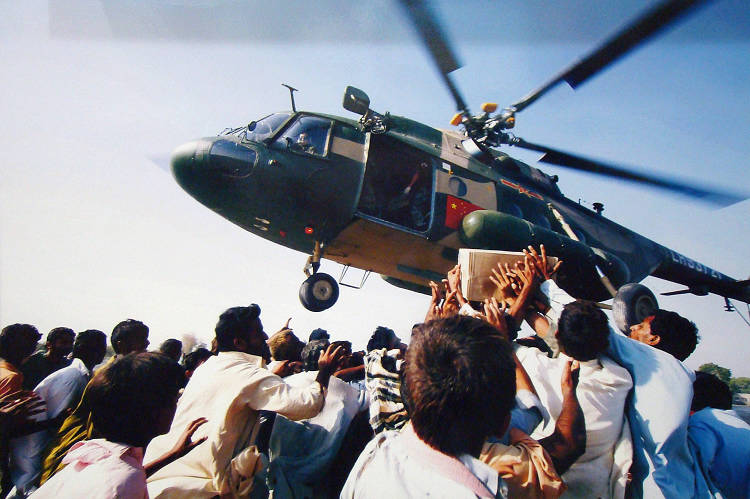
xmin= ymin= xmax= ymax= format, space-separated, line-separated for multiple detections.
xmin=556 ymin=301 xmax=610 ymax=361
xmin=9 ymin=329 xmax=108 ymax=495
xmin=363 ymin=325 xmax=408 ymax=434
xmin=628 ymin=310 xmax=699 ymax=362
xmin=159 ymin=339 xmax=183 ymax=363
xmin=0 ymin=324 xmax=42 ymax=494
xmin=145 ymin=304 xmax=345 ymax=498
xmin=517 ymin=297 xmax=633 ymax=498
xmin=343 ymin=316 xmax=517 ymax=497
xmin=21 ymin=327 xmax=74 ymax=390
xmin=300 ymin=339 xmax=329 ymax=372
xmin=110 ymin=319 xmax=150 ymax=355
xmin=692 ymin=372 xmax=732 ymax=413
xmin=365 ymin=326 xmax=401 ymax=352
xmin=31 ymin=352 xmax=207 ymax=498
xmin=308 ymin=328 xmax=329 ymax=342
xmin=0 ymin=324 xmax=42 ymax=398
xmin=182 ymin=348 xmax=213 ymax=380
xmin=688 ymin=372 xmax=750 ymax=499
xmin=39 ymin=319 xmax=151 ymax=484
xmin=537 ymin=268 xmax=706 ymax=497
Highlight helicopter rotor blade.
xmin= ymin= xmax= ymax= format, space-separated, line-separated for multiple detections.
xmin=512 ymin=138 xmax=745 ymax=207
xmin=396 ymin=0 xmax=470 ymax=115
xmin=510 ymin=0 xmax=712 ymax=113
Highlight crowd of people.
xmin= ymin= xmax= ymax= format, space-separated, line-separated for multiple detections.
xmin=1 ymin=245 xmax=749 ymax=498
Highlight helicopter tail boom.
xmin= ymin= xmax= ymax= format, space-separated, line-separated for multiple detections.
xmin=651 ymin=248 xmax=750 ymax=304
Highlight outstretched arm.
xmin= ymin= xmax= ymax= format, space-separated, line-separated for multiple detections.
xmin=538 ymin=360 xmax=586 ymax=474
xmin=144 ymin=417 xmax=208 ymax=477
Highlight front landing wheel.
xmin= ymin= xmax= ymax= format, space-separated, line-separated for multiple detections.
xmin=299 ymin=273 xmax=339 ymax=312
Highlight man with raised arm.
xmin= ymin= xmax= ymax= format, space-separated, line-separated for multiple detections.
xmin=145 ymin=304 xmax=345 ymax=499
xmin=525 ymin=245 xmax=713 ymax=498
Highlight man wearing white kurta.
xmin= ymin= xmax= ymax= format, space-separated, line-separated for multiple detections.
xmin=517 ymin=346 xmax=632 ymax=498
xmin=144 ymin=304 xmax=344 ymax=499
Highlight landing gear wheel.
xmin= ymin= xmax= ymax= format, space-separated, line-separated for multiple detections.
xmin=299 ymin=273 xmax=339 ymax=312
xmin=612 ymin=283 xmax=658 ymax=333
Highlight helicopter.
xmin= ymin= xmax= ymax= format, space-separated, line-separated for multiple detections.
xmin=169 ymin=0 xmax=749 ymax=329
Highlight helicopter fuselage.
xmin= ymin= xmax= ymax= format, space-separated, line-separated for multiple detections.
xmin=170 ymin=110 xmax=749 ymax=304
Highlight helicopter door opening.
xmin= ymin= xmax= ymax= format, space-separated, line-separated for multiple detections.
xmin=357 ymin=134 xmax=433 ymax=233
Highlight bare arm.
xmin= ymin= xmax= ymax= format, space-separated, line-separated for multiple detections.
xmin=538 ymin=361 xmax=586 ymax=474
xmin=144 ymin=418 xmax=208 ymax=477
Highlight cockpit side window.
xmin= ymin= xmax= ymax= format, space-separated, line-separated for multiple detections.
xmin=244 ymin=113 xmax=291 ymax=143
xmin=276 ymin=116 xmax=332 ymax=157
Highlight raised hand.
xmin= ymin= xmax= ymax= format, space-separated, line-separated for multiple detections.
xmin=525 ymin=244 xmax=562 ymax=281
xmin=317 ymin=344 xmax=346 ymax=375
xmin=482 ymin=297 xmax=510 ymax=340
xmin=489 ymin=262 xmax=518 ymax=307
xmin=171 ymin=417 xmax=208 ymax=458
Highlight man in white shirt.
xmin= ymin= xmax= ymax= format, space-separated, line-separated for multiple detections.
xmin=342 ymin=316 xmax=517 ymax=499
xmin=538 ymin=277 xmax=709 ymax=498
xmin=9 ymin=329 xmax=107 ymax=497
xmin=517 ymin=300 xmax=633 ymax=498
xmin=144 ymin=304 xmax=345 ymax=498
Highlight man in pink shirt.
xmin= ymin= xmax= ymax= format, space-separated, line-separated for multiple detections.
xmin=31 ymin=352 xmax=207 ymax=498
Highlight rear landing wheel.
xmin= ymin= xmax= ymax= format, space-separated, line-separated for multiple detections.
xmin=612 ymin=283 xmax=658 ymax=333
xmin=299 ymin=273 xmax=339 ymax=312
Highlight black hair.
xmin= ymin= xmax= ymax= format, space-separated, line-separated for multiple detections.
xmin=72 ymin=329 xmax=106 ymax=357
xmin=111 ymin=319 xmax=149 ymax=354
xmin=650 ymin=310 xmax=699 ymax=362
xmin=404 ymin=316 xmax=516 ymax=457
xmin=87 ymin=352 xmax=184 ymax=447
xmin=159 ymin=339 xmax=183 ymax=361
xmin=183 ymin=348 xmax=213 ymax=372
xmin=214 ymin=305 xmax=261 ymax=352
xmin=309 ymin=328 xmax=329 ymax=341
xmin=301 ymin=339 xmax=329 ymax=372
xmin=692 ymin=371 xmax=732 ymax=412
xmin=557 ymin=300 xmax=610 ymax=361
xmin=366 ymin=326 xmax=397 ymax=352
xmin=47 ymin=327 xmax=75 ymax=344
xmin=0 ymin=324 xmax=41 ymax=365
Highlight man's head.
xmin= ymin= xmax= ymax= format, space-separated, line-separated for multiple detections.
xmin=309 ymin=328 xmax=329 ymax=342
xmin=301 ymin=339 xmax=330 ymax=372
xmin=72 ymin=329 xmax=107 ymax=370
xmin=215 ymin=304 xmax=270 ymax=361
xmin=268 ymin=329 xmax=305 ymax=362
xmin=0 ymin=324 xmax=41 ymax=366
xmin=111 ymin=319 xmax=150 ymax=355
xmin=45 ymin=327 xmax=75 ymax=360
xmin=692 ymin=371 xmax=732 ymax=412
xmin=628 ymin=310 xmax=699 ymax=361
xmin=557 ymin=300 xmax=610 ymax=361
xmin=183 ymin=348 xmax=213 ymax=379
xmin=366 ymin=326 xmax=401 ymax=352
xmin=159 ymin=339 xmax=183 ymax=362
xmin=403 ymin=316 xmax=516 ymax=457
xmin=87 ymin=352 xmax=185 ymax=448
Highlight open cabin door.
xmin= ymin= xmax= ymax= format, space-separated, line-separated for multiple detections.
xmin=356 ymin=134 xmax=434 ymax=235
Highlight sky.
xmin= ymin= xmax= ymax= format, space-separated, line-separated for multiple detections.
xmin=1 ymin=0 xmax=749 ymax=375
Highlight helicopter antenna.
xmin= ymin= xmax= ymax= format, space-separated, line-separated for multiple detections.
xmin=282 ymin=83 xmax=298 ymax=112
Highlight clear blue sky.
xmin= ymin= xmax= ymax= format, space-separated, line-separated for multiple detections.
xmin=1 ymin=0 xmax=749 ymax=375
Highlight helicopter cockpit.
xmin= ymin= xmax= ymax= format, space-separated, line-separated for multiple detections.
xmin=274 ymin=115 xmax=331 ymax=157
xmin=240 ymin=112 xmax=291 ymax=142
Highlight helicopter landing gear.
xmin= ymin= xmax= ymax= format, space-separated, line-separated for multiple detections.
xmin=299 ymin=241 xmax=339 ymax=312
xmin=612 ymin=283 xmax=658 ymax=334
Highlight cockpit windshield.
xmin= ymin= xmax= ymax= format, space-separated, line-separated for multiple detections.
xmin=225 ymin=113 xmax=292 ymax=143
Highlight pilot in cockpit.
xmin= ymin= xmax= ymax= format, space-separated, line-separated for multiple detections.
xmin=294 ymin=132 xmax=317 ymax=155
